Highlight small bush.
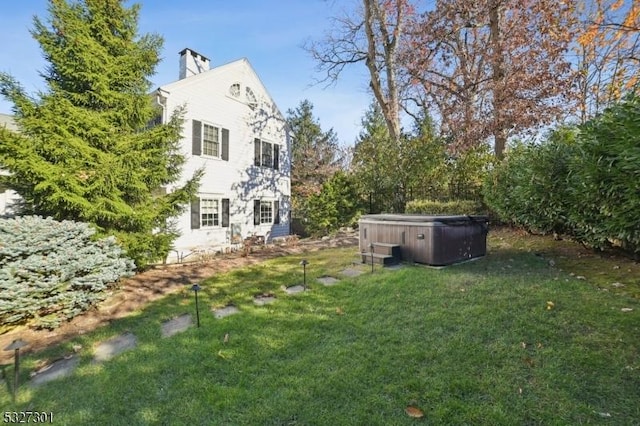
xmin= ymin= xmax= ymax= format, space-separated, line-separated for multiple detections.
xmin=0 ymin=216 xmax=135 ymax=330
xmin=405 ymin=199 xmax=482 ymax=215
xmin=305 ymin=171 xmax=364 ymax=236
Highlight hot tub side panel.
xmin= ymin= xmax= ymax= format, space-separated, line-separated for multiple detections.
xmin=360 ymin=219 xmax=407 ymax=253
xmin=360 ymin=220 xmax=435 ymax=263
xmin=359 ymin=217 xmax=487 ymax=266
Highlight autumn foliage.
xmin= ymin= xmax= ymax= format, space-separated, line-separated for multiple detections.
xmin=402 ymin=0 xmax=576 ymax=157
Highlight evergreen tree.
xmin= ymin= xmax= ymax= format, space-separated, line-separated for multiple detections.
xmin=286 ymin=99 xmax=340 ymax=218
xmin=0 ymin=0 xmax=201 ymax=268
xmin=305 ymin=171 xmax=363 ymax=236
xmin=352 ymin=103 xmax=450 ymax=212
xmin=351 ymin=103 xmax=396 ymax=213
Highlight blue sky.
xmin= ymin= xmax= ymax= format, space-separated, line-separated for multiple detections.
xmin=0 ymin=0 xmax=373 ymax=145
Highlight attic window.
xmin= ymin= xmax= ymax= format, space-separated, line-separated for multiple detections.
xmin=229 ymin=83 xmax=240 ymax=98
xmin=246 ymin=87 xmax=257 ymax=110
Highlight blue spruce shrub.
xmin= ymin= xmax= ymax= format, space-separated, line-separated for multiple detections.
xmin=0 ymin=216 xmax=135 ymax=329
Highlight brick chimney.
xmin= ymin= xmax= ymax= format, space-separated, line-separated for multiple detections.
xmin=179 ymin=48 xmax=210 ymax=79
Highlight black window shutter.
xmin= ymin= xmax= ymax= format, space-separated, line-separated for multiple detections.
xmin=274 ymin=200 xmax=280 ymax=224
xmin=192 ymin=120 xmax=202 ymax=156
xmin=273 ymin=144 xmax=279 ymax=170
xmin=254 ymin=138 xmax=261 ymax=166
xmin=222 ymin=198 xmax=230 ymax=227
xmin=221 ymin=128 xmax=229 ymax=161
xmin=254 ymin=200 xmax=261 ymax=225
xmin=190 ymin=197 xmax=200 ymax=229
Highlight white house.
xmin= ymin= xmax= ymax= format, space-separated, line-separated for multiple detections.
xmin=157 ymin=48 xmax=291 ymax=262
xmin=0 ymin=49 xmax=291 ymax=262
xmin=0 ymin=113 xmax=21 ymax=216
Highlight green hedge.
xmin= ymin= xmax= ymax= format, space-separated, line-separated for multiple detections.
xmin=405 ymin=199 xmax=483 ymax=215
xmin=0 ymin=216 xmax=135 ymax=330
xmin=483 ymin=93 xmax=640 ymax=254
xmin=482 ymin=127 xmax=577 ymax=235
xmin=568 ymin=94 xmax=640 ymax=253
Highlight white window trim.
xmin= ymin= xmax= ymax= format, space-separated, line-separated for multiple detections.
xmin=245 ymin=86 xmax=258 ymax=110
xmin=255 ymin=138 xmax=280 ymax=170
xmin=259 ymin=200 xmax=274 ymax=225
xmin=201 ymin=121 xmax=222 ymax=159
xmin=200 ymin=195 xmax=222 ymax=228
xmin=229 ymin=82 xmax=241 ymax=98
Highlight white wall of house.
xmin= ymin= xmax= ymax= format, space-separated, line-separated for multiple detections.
xmin=158 ymin=52 xmax=291 ymax=261
xmin=0 ymin=114 xmax=20 ymax=217
xmin=0 ymin=54 xmax=292 ymax=262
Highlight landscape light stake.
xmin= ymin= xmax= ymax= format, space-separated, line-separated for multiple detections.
xmin=4 ymin=339 xmax=27 ymax=402
xmin=191 ymin=284 xmax=201 ymax=327
xmin=300 ymin=259 xmax=309 ymax=290
xmin=369 ymin=243 xmax=374 ymax=273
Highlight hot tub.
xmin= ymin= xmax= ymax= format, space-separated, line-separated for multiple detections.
xmin=359 ymin=214 xmax=489 ymax=266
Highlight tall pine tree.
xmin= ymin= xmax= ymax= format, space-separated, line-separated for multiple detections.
xmin=286 ymin=99 xmax=341 ymax=218
xmin=0 ymin=0 xmax=201 ymax=268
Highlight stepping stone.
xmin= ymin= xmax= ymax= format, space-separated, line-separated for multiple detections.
xmin=253 ymin=294 xmax=277 ymax=306
xmin=341 ymin=268 xmax=364 ymax=277
xmin=284 ymin=285 xmax=306 ymax=294
xmin=93 ymin=332 xmax=137 ymax=363
xmin=386 ymin=264 xmax=405 ymax=270
xmin=212 ymin=305 xmax=240 ymax=319
xmin=30 ymin=355 xmax=79 ymax=386
xmin=317 ymin=276 xmax=340 ymax=286
xmin=161 ymin=314 xmax=193 ymax=338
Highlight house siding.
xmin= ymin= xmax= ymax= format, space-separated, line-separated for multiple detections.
xmin=0 ymin=62 xmax=291 ymax=262
xmin=0 ymin=114 xmax=20 ymax=216
xmin=160 ymin=59 xmax=291 ymax=261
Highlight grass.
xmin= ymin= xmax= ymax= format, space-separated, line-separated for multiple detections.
xmin=1 ymin=230 xmax=639 ymax=425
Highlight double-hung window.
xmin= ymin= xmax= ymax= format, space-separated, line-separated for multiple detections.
xmin=200 ymin=198 xmax=219 ymax=227
xmin=260 ymin=201 xmax=273 ymax=224
xmin=191 ymin=197 xmax=230 ymax=229
xmin=253 ymin=200 xmax=280 ymax=225
xmin=254 ymin=138 xmax=280 ymax=170
xmin=202 ymin=124 xmax=220 ymax=157
xmin=261 ymin=141 xmax=273 ymax=169
xmin=192 ymin=120 xmax=229 ymax=161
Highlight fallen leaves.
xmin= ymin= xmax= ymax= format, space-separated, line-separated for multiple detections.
xmin=546 ymin=301 xmax=555 ymax=310
xmin=217 ymin=349 xmax=232 ymax=360
xmin=522 ymin=356 xmax=536 ymax=367
xmin=405 ymin=406 xmax=424 ymax=418
xmin=335 ymin=307 xmax=345 ymax=315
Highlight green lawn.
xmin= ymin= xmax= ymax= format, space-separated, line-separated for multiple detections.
xmin=2 ymin=232 xmax=639 ymax=425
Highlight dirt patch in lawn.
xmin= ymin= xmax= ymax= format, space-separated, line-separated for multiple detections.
xmin=0 ymin=232 xmax=359 ymax=364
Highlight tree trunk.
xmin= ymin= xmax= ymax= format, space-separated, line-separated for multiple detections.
xmin=363 ymin=0 xmax=402 ymax=143
xmin=490 ymin=2 xmax=506 ymax=160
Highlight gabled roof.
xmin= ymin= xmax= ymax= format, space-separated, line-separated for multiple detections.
xmin=157 ymin=57 xmax=285 ymax=120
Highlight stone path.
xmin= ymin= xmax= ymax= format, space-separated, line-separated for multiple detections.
xmin=161 ymin=314 xmax=193 ymax=338
xmin=30 ymin=356 xmax=80 ymax=386
xmin=93 ymin=332 xmax=137 ymax=363
xmin=212 ymin=305 xmax=240 ymax=319
xmin=341 ymin=268 xmax=365 ymax=277
xmin=26 ymin=261 xmax=401 ymax=386
xmin=253 ymin=294 xmax=277 ymax=305
xmin=284 ymin=284 xmax=306 ymax=294
xmin=317 ymin=276 xmax=340 ymax=286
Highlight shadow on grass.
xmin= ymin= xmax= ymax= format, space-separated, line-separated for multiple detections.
xmin=6 ymin=241 xmax=640 ymax=423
